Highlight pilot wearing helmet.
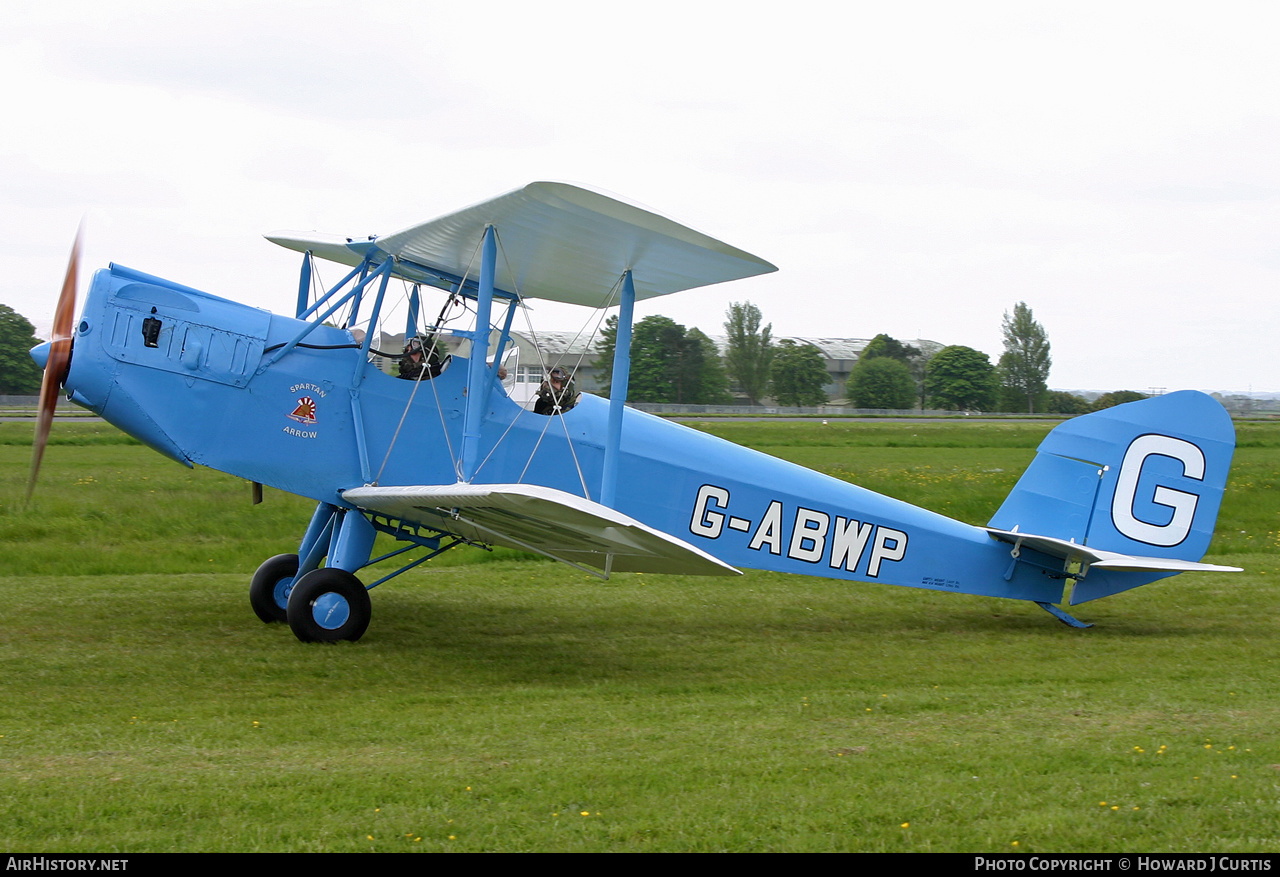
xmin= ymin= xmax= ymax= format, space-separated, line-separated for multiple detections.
xmin=534 ymin=366 xmax=577 ymax=415
xmin=398 ymin=335 xmax=445 ymax=381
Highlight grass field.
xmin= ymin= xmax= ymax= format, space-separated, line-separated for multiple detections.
xmin=1 ymin=418 xmax=1277 ymax=852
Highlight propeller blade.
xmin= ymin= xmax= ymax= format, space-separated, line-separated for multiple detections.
xmin=26 ymin=226 xmax=82 ymax=504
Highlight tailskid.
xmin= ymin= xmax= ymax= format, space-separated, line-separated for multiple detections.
xmin=1035 ymin=602 xmax=1094 ymax=629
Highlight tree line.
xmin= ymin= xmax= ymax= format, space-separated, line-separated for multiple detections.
xmin=0 ymin=305 xmax=45 ymax=395
xmin=591 ymin=300 xmax=1139 ymax=413
xmin=595 ymin=304 xmax=831 ymax=407
xmin=0 ymin=298 xmax=1142 ymax=412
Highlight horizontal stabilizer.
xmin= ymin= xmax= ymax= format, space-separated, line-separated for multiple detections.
xmin=343 ymin=483 xmax=741 ymax=578
xmin=985 ymin=528 xmax=1242 ymax=574
xmin=268 ymin=182 xmax=777 ymax=306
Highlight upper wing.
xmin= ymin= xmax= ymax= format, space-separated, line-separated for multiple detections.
xmin=343 ymin=482 xmax=741 ymax=578
xmin=266 ymin=182 xmax=777 ymax=306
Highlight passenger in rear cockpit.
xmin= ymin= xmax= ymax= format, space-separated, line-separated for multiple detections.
xmin=534 ymin=367 xmax=577 ymax=415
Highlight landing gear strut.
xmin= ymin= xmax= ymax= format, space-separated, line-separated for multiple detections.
xmin=250 ymin=503 xmax=378 ymax=642
xmin=251 ymin=501 xmax=462 ymax=643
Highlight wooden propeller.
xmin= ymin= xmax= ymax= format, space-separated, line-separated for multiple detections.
xmin=26 ymin=227 xmax=82 ymax=504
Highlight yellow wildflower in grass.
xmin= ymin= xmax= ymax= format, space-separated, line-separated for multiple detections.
xmin=901 ymin=822 xmax=909 ymax=828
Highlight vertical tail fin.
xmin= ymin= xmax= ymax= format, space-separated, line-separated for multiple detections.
xmin=988 ymin=391 xmax=1236 ymax=603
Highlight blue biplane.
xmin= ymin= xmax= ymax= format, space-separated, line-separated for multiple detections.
xmin=29 ymin=183 xmax=1239 ymax=642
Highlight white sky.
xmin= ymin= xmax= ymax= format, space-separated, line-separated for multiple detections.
xmin=2 ymin=0 xmax=1277 ymax=393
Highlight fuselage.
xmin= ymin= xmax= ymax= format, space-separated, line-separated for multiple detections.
xmin=62 ymin=262 xmax=1070 ymax=604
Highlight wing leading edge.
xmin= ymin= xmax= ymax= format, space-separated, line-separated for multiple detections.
xmin=343 ymin=483 xmax=741 ymax=578
xmin=266 ymin=181 xmax=777 ymax=306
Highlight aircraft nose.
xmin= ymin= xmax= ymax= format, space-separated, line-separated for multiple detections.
xmin=30 ymin=340 xmax=51 ymax=370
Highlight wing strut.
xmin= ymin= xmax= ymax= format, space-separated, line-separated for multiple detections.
xmin=460 ymin=225 xmax=497 ymax=482
xmin=295 ymin=251 xmax=312 ymax=318
xmin=600 ymin=269 xmax=635 ymax=508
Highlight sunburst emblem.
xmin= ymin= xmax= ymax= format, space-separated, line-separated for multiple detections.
xmin=288 ymin=396 xmax=318 ymax=424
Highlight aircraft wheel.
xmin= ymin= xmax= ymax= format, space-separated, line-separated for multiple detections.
xmin=286 ymin=568 xmax=371 ymax=643
xmin=249 ymin=554 xmax=300 ymax=624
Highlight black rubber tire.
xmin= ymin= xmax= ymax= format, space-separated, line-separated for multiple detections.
xmin=286 ymin=568 xmax=372 ymax=643
xmin=249 ymin=554 xmax=300 ymax=624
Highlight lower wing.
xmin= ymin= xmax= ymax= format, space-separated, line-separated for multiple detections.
xmin=343 ymin=483 xmax=741 ymax=578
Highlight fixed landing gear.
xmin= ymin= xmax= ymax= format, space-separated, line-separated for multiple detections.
xmin=249 ymin=553 xmax=300 ymax=624
xmin=251 ymin=502 xmax=458 ymax=644
xmin=286 ymin=568 xmax=372 ymax=643
xmin=249 ymin=503 xmax=377 ymax=642
xmin=248 ymin=555 xmax=373 ymax=642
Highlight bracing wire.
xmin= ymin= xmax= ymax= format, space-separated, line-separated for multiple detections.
xmin=486 ymin=267 xmax=627 ymax=500
xmin=477 ymin=230 xmax=585 ymax=489
xmin=372 ymin=225 xmax=631 ymax=502
xmin=374 ymin=235 xmax=485 ymax=485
